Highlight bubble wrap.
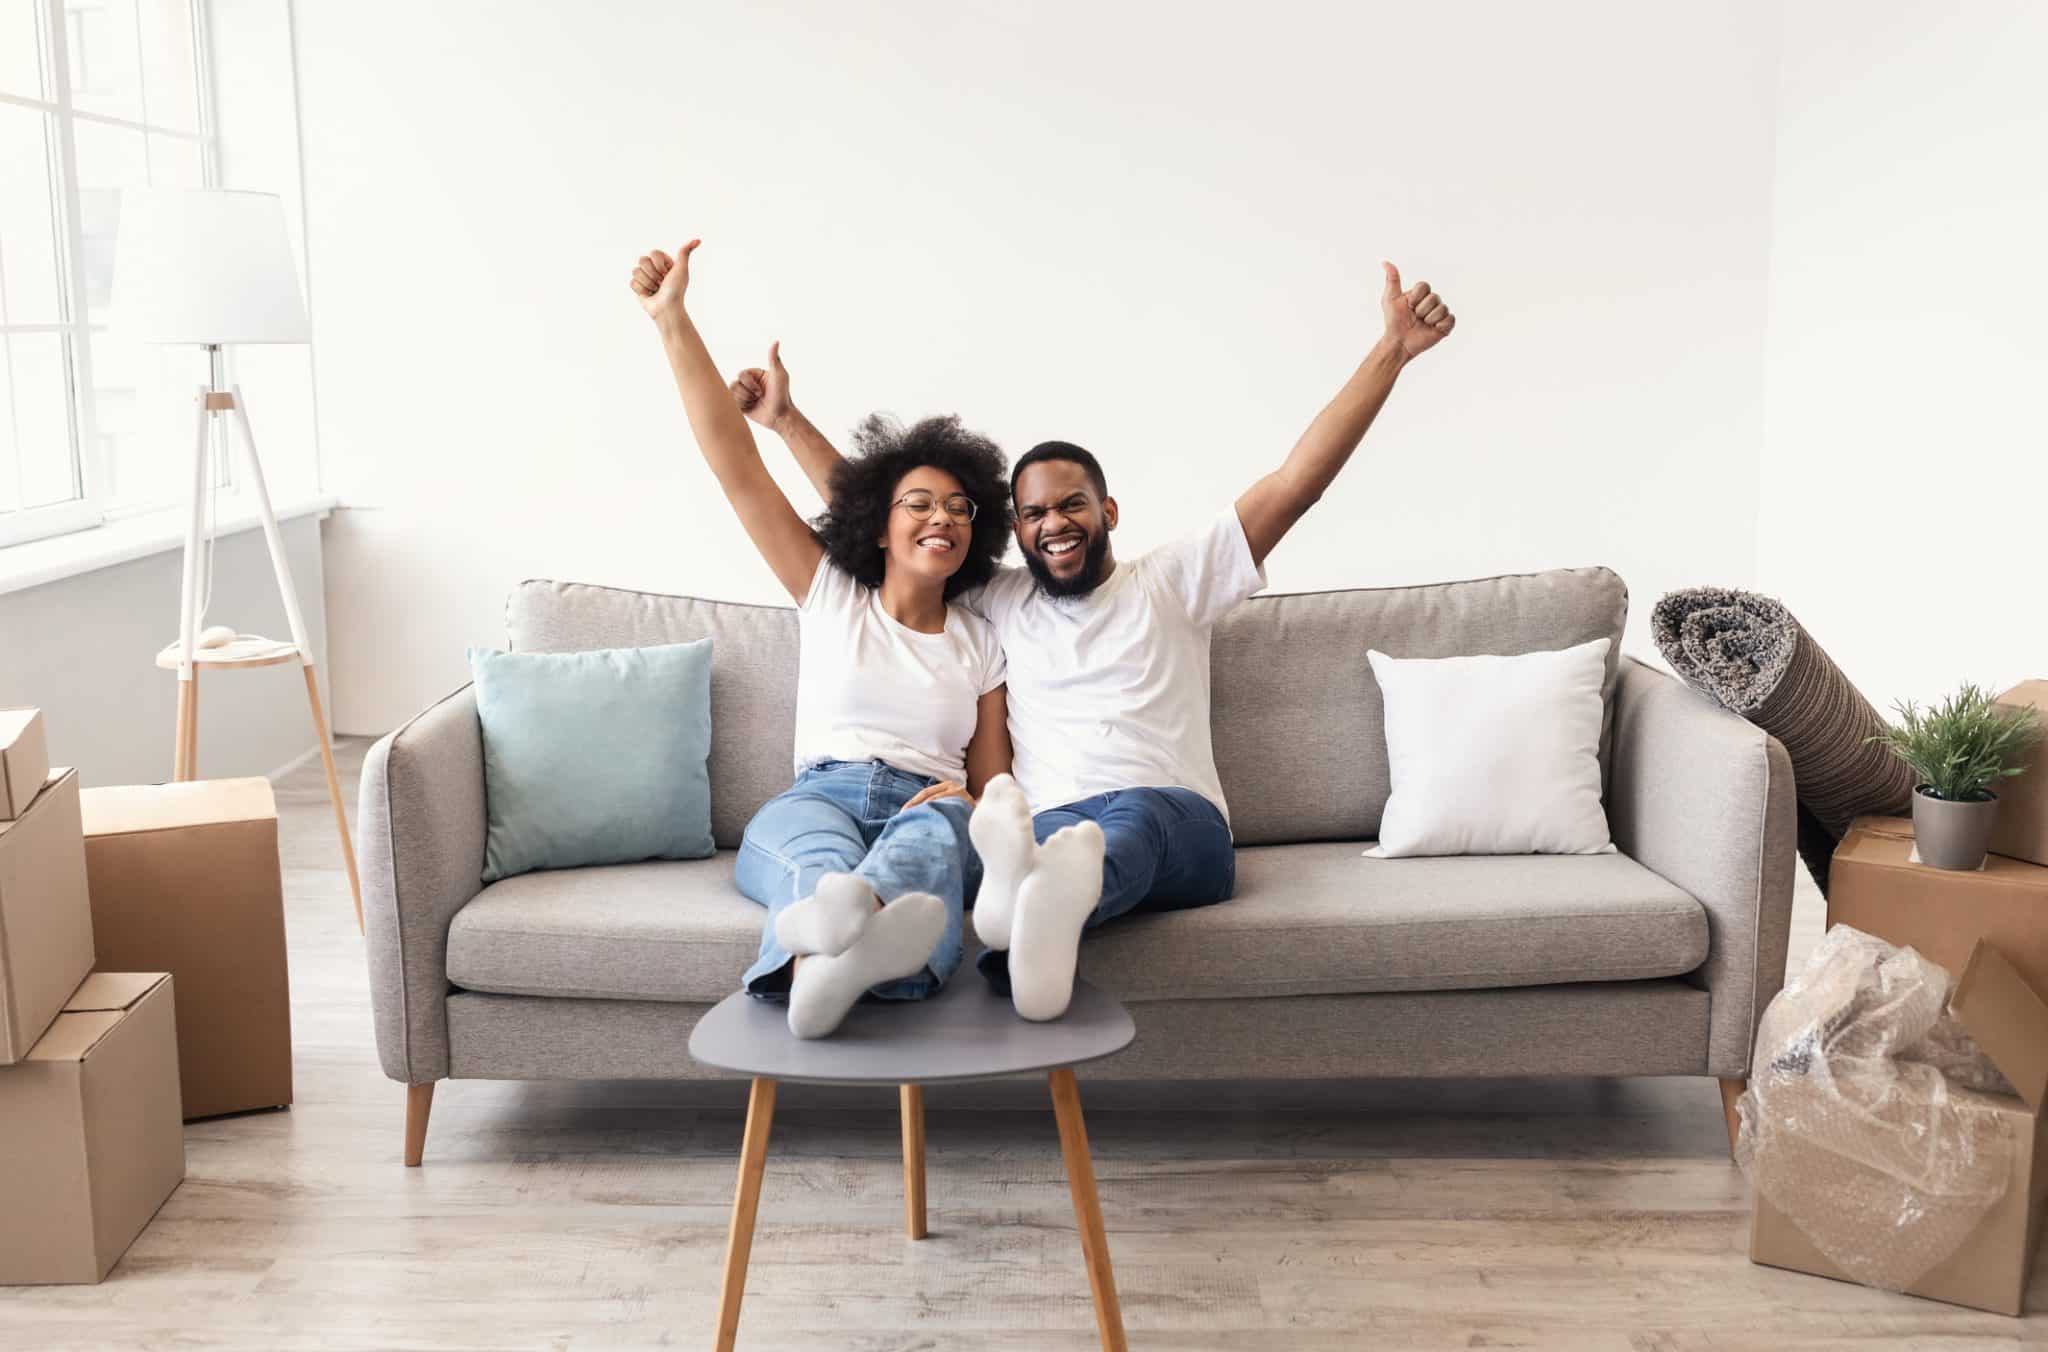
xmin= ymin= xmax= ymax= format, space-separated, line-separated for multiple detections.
xmin=1735 ymin=925 xmax=2020 ymax=1291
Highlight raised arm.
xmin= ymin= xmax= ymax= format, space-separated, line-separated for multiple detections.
xmin=730 ymin=342 xmax=847 ymax=503
xmin=631 ymin=241 xmax=822 ymax=601
xmin=1234 ymin=261 xmax=1457 ymax=567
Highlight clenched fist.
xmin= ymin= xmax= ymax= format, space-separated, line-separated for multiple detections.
xmin=629 ymin=239 xmax=700 ymax=324
xmin=730 ymin=340 xmax=793 ymax=429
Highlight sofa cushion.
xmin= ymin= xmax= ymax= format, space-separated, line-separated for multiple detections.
xmin=1078 ymin=842 xmax=1706 ymax=1002
xmin=1212 ymin=567 xmax=1629 ymax=846
xmin=443 ymin=842 xmax=1707 ymax=1006
xmin=447 ymin=857 xmax=760 ymax=1004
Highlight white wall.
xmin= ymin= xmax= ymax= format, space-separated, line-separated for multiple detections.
xmin=0 ymin=514 xmax=329 ymax=787
xmin=295 ymin=1 xmax=1783 ymax=733
xmin=1757 ymin=1 xmax=2048 ymax=715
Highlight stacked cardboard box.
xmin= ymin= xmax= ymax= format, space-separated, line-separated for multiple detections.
xmin=1 ymin=709 xmax=91 ymax=1064
xmin=1991 ymin=680 xmax=2048 ymax=867
xmin=1754 ymin=798 xmax=2048 ymax=1316
xmin=81 ymin=776 xmax=293 ymax=1120
xmin=0 ymin=973 xmax=186 ymax=1283
xmin=1828 ymin=816 xmax=2048 ymax=997
xmin=1749 ymin=940 xmax=2048 ymax=1317
xmin=0 ymin=709 xmax=185 ymax=1285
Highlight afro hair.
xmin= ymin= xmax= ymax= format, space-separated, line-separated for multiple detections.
xmin=811 ymin=414 xmax=1011 ymax=599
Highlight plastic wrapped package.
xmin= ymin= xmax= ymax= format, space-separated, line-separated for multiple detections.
xmin=1736 ymin=924 xmax=2021 ymax=1292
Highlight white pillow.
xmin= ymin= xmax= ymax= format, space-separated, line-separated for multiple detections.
xmin=1365 ymin=638 xmax=1615 ymax=858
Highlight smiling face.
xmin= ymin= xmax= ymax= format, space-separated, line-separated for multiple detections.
xmin=1014 ymin=458 xmax=1117 ymax=598
xmin=878 ymin=465 xmax=975 ymax=585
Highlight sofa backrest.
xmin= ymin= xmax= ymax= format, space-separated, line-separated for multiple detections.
xmin=1212 ymin=567 xmax=1627 ymax=845
xmin=507 ymin=581 xmax=799 ymax=849
xmin=505 ymin=565 xmax=1627 ymax=849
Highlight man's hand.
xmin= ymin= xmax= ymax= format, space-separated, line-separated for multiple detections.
xmin=1380 ymin=261 xmax=1455 ymax=360
xmin=730 ymin=340 xmax=793 ymax=429
xmin=630 ymin=239 xmax=699 ymax=326
xmin=900 ymin=781 xmax=974 ymax=813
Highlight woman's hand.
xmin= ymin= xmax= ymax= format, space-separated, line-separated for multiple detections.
xmin=900 ymin=781 xmax=975 ymax=812
xmin=630 ymin=239 xmax=699 ymax=326
xmin=730 ymin=340 xmax=793 ymax=430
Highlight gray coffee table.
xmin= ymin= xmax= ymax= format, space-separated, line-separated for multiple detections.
xmin=688 ymin=976 xmax=1137 ymax=1351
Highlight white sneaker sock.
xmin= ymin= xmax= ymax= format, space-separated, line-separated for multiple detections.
xmin=786 ymin=892 xmax=947 ymax=1039
xmin=774 ymin=872 xmax=877 ymax=957
xmin=969 ymin=775 xmax=1037 ymax=951
xmin=1007 ymin=821 xmax=1105 ymax=1022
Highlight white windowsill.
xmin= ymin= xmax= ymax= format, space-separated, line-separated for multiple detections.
xmin=0 ymin=494 xmax=341 ymax=597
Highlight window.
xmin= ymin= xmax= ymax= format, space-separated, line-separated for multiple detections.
xmin=0 ymin=0 xmax=218 ymax=548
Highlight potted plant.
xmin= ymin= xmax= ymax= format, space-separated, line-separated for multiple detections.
xmin=1870 ymin=684 xmax=2044 ymax=870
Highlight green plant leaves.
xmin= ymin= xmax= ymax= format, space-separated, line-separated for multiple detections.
xmin=1866 ymin=683 xmax=2045 ymax=802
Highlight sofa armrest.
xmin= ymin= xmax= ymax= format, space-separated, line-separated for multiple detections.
xmin=357 ymin=683 xmax=486 ymax=1084
xmin=1608 ymin=656 xmax=1796 ymax=1078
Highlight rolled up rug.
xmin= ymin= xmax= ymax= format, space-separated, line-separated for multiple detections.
xmin=1652 ymin=588 xmax=1914 ymax=893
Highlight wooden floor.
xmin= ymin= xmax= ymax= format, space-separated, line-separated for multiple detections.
xmin=4 ymin=738 xmax=2044 ymax=1350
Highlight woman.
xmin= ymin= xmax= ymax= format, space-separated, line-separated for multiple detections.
xmin=630 ymin=239 xmax=1011 ymax=1039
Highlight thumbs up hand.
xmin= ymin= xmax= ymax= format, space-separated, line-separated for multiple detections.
xmin=730 ymin=340 xmax=794 ymax=431
xmin=630 ymin=239 xmax=700 ymax=326
xmin=1379 ymin=261 xmax=1456 ymax=360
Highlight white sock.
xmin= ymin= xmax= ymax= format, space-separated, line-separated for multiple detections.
xmin=774 ymin=872 xmax=876 ymax=957
xmin=1007 ymin=821 xmax=1105 ymax=1022
xmin=969 ymin=775 xmax=1037 ymax=951
xmin=787 ymin=892 xmax=947 ymax=1039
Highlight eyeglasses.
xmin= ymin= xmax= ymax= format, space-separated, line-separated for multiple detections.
xmin=893 ymin=492 xmax=979 ymax=523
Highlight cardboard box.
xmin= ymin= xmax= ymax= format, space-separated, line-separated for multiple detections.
xmin=1991 ymin=680 xmax=2048 ymax=867
xmin=79 ymin=778 xmax=291 ymax=1120
xmin=0 ymin=707 xmax=50 ymax=820
xmin=1749 ymin=941 xmax=2048 ymax=1316
xmin=0 ymin=768 xmax=96 ymax=1064
xmin=1828 ymin=816 xmax=2048 ymax=996
xmin=0 ymin=972 xmax=185 ymax=1284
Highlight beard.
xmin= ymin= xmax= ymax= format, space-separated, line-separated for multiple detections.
xmin=1024 ymin=527 xmax=1112 ymax=599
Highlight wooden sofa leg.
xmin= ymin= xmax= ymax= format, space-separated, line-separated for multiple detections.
xmin=1718 ymin=1078 xmax=1746 ymax=1160
xmin=405 ymin=1082 xmax=437 ymax=1167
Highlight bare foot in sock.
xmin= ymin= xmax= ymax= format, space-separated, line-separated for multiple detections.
xmin=969 ymin=774 xmax=1036 ymax=951
xmin=787 ymin=893 xmax=946 ymax=1039
xmin=1007 ymin=821 xmax=1105 ymax=1022
xmin=775 ymin=872 xmax=877 ymax=957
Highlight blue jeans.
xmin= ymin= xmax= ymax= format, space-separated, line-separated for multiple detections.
xmin=975 ymin=786 xmax=1235 ymax=994
xmin=735 ymin=760 xmax=978 ymax=1001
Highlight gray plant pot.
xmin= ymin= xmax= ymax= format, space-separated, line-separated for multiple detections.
xmin=1911 ymin=787 xmax=2001 ymax=870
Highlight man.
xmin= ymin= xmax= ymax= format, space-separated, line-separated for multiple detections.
xmin=731 ymin=262 xmax=1457 ymax=1017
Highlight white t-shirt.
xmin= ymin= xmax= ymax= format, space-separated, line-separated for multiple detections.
xmin=791 ymin=559 xmax=1006 ymax=783
xmin=970 ymin=510 xmax=1267 ymax=821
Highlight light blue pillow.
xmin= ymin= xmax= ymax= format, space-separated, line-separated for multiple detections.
xmin=469 ymin=640 xmax=715 ymax=882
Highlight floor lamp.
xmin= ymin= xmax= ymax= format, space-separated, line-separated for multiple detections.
xmin=111 ymin=188 xmax=364 ymax=933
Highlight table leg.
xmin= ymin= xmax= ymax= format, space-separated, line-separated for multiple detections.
xmin=302 ymin=664 xmax=366 ymax=934
xmin=716 ymin=1076 xmax=777 ymax=1352
xmin=173 ymin=671 xmax=199 ymax=781
xmin=1049 ymin=1067 xmax=1127 ymax=1352
xmin=900 ymin=1083 xmax=927 ymax=1240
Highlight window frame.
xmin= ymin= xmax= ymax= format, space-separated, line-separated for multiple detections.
xmin=0 ymin=0 xmax=220 ymax=549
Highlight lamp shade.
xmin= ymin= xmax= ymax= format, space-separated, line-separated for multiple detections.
xmin=110 ymin=188 xmax=310 ymax=344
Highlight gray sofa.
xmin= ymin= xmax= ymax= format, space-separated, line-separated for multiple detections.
xmin=359 ymin=566 xmax=1796 ymax=1165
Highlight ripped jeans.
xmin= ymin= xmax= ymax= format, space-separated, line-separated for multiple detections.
xmin=734 ymin=759 xmax=978 ymax=1001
